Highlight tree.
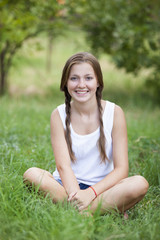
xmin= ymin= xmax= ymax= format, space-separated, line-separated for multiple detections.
xmin=0 ymin=0 xmax=65 ymax=95
xmin=66 ymin=0 xmax=160 ymax=101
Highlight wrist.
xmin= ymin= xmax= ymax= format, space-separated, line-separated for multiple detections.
xmin=88 ymin=186 xmax=97 ymax=200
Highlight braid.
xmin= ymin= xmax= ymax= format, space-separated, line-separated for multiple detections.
xmin=64 ymin=89 xmax=76 ymax=162
xmin=96 ymin=89 xmax=108 ymax=163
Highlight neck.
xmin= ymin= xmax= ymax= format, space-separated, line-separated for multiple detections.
xmin=72 ymin=98 xmax=98 ymax=116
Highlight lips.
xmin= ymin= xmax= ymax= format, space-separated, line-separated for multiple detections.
xmin=75 ymin=90 xmax=89 ymax=94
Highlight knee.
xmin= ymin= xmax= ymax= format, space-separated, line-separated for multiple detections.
xmin=23 ymin=167 xmax=39 ymax=182
xmin=130 ymin=175 xmax=149 ymax=199
xmin=135 ymin=175 xmax=149 ymax=195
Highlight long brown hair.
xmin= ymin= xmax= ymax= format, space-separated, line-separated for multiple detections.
xmin=60 ymin=52 xmax=108 ymax=163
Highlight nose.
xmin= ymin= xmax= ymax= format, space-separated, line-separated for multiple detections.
xmin=78 ymin=78 xmax=86 ymax=88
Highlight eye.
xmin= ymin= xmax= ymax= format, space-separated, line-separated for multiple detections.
xmin=70 ymin=76 xmax=78 ymax=81
xmin=86 ymin=76 xmax=93 ymax=81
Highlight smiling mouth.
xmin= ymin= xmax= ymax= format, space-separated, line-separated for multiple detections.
xmin=75 ymin=90 xmax=89 ymax=94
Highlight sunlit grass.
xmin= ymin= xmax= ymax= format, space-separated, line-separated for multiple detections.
xmin=0 ymin=93 xmax=160 ymax=239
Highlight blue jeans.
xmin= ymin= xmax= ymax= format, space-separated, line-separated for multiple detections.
xmin=56 ymin=179 xmax=90 ymax=190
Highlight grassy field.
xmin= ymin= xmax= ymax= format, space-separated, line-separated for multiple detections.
xmin=0 ymin=31 xmax=160 ymax=240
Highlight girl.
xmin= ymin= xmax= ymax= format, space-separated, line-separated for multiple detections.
xmin=23 ymin=52 xmax=149 ymax=214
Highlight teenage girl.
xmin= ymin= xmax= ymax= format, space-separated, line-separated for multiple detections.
xmin=23 ymin=52 xmax=149 ymax=214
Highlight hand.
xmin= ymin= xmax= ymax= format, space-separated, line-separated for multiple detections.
xmin=68 ymin=188 xmax=96 ymax=211
xmin=68 ymin=191 xmax=77 ymax=201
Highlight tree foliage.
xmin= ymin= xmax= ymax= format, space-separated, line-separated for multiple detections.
xmin=66 ymin=0 xmax=160 ymax=101
xmin=0 ymin=0 xmax=64 ymax=95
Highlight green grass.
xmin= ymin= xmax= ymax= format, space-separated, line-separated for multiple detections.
xmin=0 ymin=30 xmax=160 ymax=239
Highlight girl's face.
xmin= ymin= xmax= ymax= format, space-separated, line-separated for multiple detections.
xmin=67 ymin=63 xmax=99 ymax=103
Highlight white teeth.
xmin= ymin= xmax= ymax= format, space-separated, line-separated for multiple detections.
xmin=77 ymin=91 xmax=87 ymax=93
xmin=76 ymin=90 xmax=88 ymax=93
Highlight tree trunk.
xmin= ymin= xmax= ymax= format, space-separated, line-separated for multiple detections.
xmin=0 ymin=33 xmax=41 ymax=96
xmin=46 ymin=34 xmax=54 ymax=73
xmin=0 ymin=50 xmax=6 ymax=95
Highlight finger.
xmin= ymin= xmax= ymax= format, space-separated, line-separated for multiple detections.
xmin=71 ymin=199 xmax=82 ymax=209
xmin=68 ymin=192 xmax=77 ymax=201
xmin=70 ymin=199 xmax=79 ymax=208
xmin=78 ymin=205 xmax=85 ymax=211
xmin=69 ymin=196 xmax=80 ymax=204
xmin=75 ymin=203 xmax=83 ymax=211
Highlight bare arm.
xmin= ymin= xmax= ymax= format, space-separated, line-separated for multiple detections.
xmin=50 ymin=109 xmax=80 ymax=195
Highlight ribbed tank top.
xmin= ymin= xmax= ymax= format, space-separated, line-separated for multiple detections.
xmin=53 ymin=100 xmax=115 ymax=185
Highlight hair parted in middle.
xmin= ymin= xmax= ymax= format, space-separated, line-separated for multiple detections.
xmin=60 ymin=52 xmax=108 ymax=163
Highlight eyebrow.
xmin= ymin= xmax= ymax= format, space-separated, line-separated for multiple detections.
xmin=70 ymin=73 xmax=93 ymax=76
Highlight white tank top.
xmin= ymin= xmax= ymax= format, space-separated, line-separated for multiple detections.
xmin=53 ymin=100 xmax=115 ymax=185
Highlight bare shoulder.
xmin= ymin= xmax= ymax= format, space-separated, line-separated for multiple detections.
xmin=114 ymin=104 xmax=126 ymax=120
xmin=113 ymin=104 xmax=127 ymax=130
xmin=51 ymin=108 xmax=62 ymax=126
xmin=114 ymin=104 xmax=125 ymax=116
xmin=50 ymin=108 xmax=64 ymax=136
xmin=51 ymin=108 xmax=60 ymax=122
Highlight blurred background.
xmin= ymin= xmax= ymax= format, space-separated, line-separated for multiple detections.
xmin=0 ymin=0 xmax=160 ymax=105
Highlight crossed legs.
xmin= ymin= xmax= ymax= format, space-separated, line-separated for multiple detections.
xmin=23 ymin=167 xmax=149 ymax=214
xmin=90 ymin=176 xmax=149 ymax=214
xmin=23 ymin=167 xmax=67 ymax=202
